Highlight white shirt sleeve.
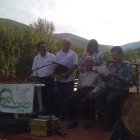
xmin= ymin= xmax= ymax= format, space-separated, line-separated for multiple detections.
xmin=32 ymin=57 xmax=37 ymax=77
xmin=92 ymin=77 xmax=102 ymax=93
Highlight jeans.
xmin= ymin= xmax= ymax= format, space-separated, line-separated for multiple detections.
xmin=56 ymin=81 xmax=74 ymax=117
xmin=94 ymin=87 xmax=129 ymax=123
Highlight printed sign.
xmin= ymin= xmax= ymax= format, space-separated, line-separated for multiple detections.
xmin=0 ymin=84 xmax=34 ymax=113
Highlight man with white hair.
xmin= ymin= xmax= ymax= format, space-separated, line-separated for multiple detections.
xmin=66 ymin=56 xmax=102 ymax=129
xmin=54 ymin=38 xmax=78 ymax=121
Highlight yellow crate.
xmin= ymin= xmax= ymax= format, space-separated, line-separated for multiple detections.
xmin=31 ymin=130 xmax=51 ymax=137
xmin=31 ymin=125 xmax=49 ymax=131
xmin=31 ymin=119 xmax=51 ymax=127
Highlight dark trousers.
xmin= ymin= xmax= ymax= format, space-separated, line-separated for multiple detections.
xmin=67 ymin=87 xmax=94 ymax=121
xmin=56 ymin=81 xmax=74 ymax=117
xmin=94 ymin=87 xmax=129 ymax=123
xmin=38 ymin=76 xmax=57 ymax=116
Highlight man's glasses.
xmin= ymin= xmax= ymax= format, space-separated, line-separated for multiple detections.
xmin=62 ymin=42 xmax=70 ymax=45
xmin=40 ymin=46 xmax=46 ymax=48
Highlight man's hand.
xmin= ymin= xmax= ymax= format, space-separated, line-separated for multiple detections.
xmin=103 ymin=81 xmax=110 ymax=88
xmin=79 ymin=68 xmax=85 ymax=74
xmin=32 ymin=76 xmax=37 ymax=82
xmin=98 ymin=73 xmax=104 ymax=78
xmin=95 ymin=68 xmax=98 ymax=74
xmin=108 ymin=73 xmax=117 ymax=77
xmin=88 ymin=91 xmax=95 ymax=100
xmin=60 ymin=72 xmax=68 ymax=79
xmin=53 ymin=73 xmax=61 ymax=80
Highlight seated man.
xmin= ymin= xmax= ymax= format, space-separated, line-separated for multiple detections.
xmin=94 ymin=46 xmax=133 ymax=131
xmin=66 ymin=56 xmax=102 ymax=129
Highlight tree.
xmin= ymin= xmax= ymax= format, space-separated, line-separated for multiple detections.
xmin=15 ymin=26 xmax=38 ymax=76
xmin=0 ymin=18 xmax=85 ymax=77
xmin=30 ymin=18 xmax=55 ymax=34
xmin=0 ymin=22 xmax=20 ymax=77
xmin=124 ymin=49 xmax=139 ymax=62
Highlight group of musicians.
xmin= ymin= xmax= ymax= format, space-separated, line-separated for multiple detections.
xmin=32 ymin=38 xmax=133 ymax=131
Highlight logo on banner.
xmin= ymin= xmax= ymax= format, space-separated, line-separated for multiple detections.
xmin=0 ymin=85 xmax=32 ymax=109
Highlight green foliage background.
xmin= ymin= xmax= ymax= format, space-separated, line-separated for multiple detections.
xmin=0 ymin=18 xmax=84 ymax=77
xmin=0 ymin=18 xmax=139 ymax=78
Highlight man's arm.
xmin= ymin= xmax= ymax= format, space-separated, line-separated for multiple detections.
xmin=98 ymin=72 xmax=110 ymax=82
xmin=32 ymin=76 xmax=37 ymax=82
xmin=92 ymin=76 xmax=102 ymax=93
xmin=53 ymin=53 xmax=63 ymax=80
xmin=88 ymin=75 xmax=102 ymax=100
xmin=53 ymin=53 xmax=62 ymax=80
xmin=60 ymin=65 xmax=77 ymax=79
xmin=32 ymin=58 xmax=37 ymax=82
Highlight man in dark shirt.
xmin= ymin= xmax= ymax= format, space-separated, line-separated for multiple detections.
xmin=94 ymin=46 xmax=133 ymax=131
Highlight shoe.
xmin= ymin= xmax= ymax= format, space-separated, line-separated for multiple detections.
xmin=103 ymin=122 xmax=112 ymax=131
xmin=83 ymin=121 xmax=93 ymax=129
xmin=67 ymin=121 xmax=78 ymax=129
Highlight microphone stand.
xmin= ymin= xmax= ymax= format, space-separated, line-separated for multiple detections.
xmin=17 ymin=62 xmax=56 ymax=81
xmin=32 ymin=62 xmax=56 ymax=72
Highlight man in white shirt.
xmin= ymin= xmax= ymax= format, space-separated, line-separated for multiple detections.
xmin=54 ymin=38 xmax=78 ymax=121
xmin=66 ymin=56 xmax=102 ymax=129
xmin=32 ymin=41 xmax=57 ymax=116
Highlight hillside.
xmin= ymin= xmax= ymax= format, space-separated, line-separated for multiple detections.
xmin=0 ymin=18 xmax=111 ymax=52
xmin=2 ymin=18 xmax=140 ymax=52
xmin=54 ymin=33 xmax=140 ymax=51
xmin=54 ymin=33 xmax=88 ymax=47
xmin=121 ymin=41 xmax=140 ymax=50
xmin=99 ymin=44 xmax=112 ymax=52
xmin=0 ymin=18 xmax=28 ymax=29
xmin=54 ymin=33 xmax=111 ymax=52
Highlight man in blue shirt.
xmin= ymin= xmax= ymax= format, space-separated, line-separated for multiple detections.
xmin=94 ymin=46 xmax=133 ymax=131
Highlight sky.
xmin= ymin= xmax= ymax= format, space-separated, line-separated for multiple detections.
xmin=0 ymin=0 xmax=140 ymax=46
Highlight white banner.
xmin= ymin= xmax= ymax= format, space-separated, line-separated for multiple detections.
xmin=0 ymin=84 xmax=34 ymax=114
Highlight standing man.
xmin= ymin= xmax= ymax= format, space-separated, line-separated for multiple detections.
xmin=94 ymin=46 xmax=133 ymax=131
xmin=67 ymin=56 xmax=102 ymax=129
xmin=54 ymin=38 xmax=78 ymax=121
xmin=32 ymin=41 xmax=57 ymax=117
